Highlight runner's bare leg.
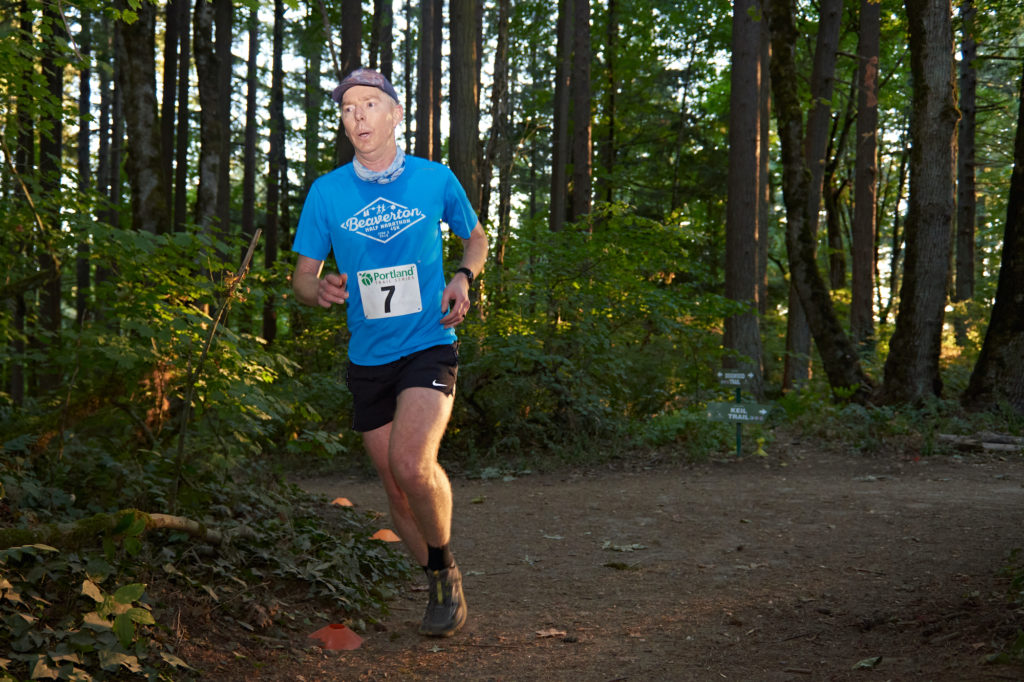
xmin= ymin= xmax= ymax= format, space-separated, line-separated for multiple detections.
xmin=363 ymin=387 xmax=455 ymax=566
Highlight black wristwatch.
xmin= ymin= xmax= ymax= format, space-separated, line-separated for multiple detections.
xmin=455 ymin=267 xmax=475 ymax=286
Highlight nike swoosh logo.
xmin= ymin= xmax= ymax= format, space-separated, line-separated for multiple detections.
xmin=432 ymin=380 xmax=447 ymax=388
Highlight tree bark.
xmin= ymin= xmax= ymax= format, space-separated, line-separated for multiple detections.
xmin=768 ymin=0 xmax=872 ymax=400
xmin=160 ymin=0 xmax=183 ymax=223
xmin=952 ymin=0 xmax=977 ymax=346
xmin=215 ymin=0 xmax=234 ymax=238
xmin=193 ymin=0 xmax=223 ymax=236
xmin=301 ymin=4 xmax=323 ymax=197
xmin=450 ymin=0 xmax=481 ymax=210
xmin=550 ymin=0 xmax=572 ymax=232
xmin=882 ymin=0 xmax=958 ymax=404
xmin=851 ymin=0 xmax=880 ymax=346
xmin=415 ymin=0 xmax=442 ymax=161
xmin=724 ymin=0 xmax=767 ymax=396
xmin=264 ymin=0 xmax=285 ymax=344
xmin=76 ymin=11 xmax=92 ymax=328
xmin=242 ymin=6 xmax=259 ymax=259
xmin=38 ymin=0 xmax=65 ymax=393
xmin=569 ymin=0 xmax=592 ymax=220
xmin=115 ymin=0 xmax=170 ymax=236
xmin=370 ymin=0 xmax=394 ymax=79
xmin=962 ymin=63 xmax=1024 ymax=414
xmin=782 ymin=0 xmax=843 ymax=390
xmin=335 ymin=0 xmax=362 ymax=166
xmin=173 ymin=0 xmax=190 ymax=232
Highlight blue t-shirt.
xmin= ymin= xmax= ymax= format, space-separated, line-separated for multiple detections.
xmin=293 ymin=155 xmax=478 ymax=365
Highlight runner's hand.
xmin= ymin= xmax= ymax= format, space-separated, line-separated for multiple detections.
xmin=318 ymin=272 xmax=348 ymax=308
xmin=440 ymin=276 xmax=470 ymax=329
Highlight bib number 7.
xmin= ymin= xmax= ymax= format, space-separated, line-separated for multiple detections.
xmin=357 ymin=263 xmax=422 ymax=319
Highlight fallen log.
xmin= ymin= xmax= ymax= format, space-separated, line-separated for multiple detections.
xmin=937 ymin=432 xmax=1024 ymax=453
xmin=0 ymin=509 xmax=235 ymax=551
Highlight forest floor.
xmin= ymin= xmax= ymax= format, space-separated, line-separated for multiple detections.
xmin=184 ymin=433 xmax=1024 ymax=681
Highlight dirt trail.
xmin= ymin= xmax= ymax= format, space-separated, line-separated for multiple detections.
xmin=212 ymin=444 xmax=1024 ymax=681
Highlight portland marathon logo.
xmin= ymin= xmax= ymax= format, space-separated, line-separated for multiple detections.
xmin=343 ymin=198 xmax=425 ymax=243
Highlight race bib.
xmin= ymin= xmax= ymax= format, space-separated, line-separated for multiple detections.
xmin=357 ymin=263 xmax=422 ymax=319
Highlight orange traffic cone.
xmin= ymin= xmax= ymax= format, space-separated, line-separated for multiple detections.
xmin=371 ymin=528 xmax=401 ymax=542
xmin=308 ymin=623 xmax=363 ymax=650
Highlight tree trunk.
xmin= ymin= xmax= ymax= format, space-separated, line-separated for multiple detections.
xmin=76 ymin=11 xmax=92 ymax=328
xmin=403 ymin=0 xmax=413 ymax=154
xmin=782 ymin=0 xmax=843 ymax=390
xmin=724 ymin=0 xmax=767 ymax=396
xmin=264 ymin=0 xmax=285 ymax=345
xmin=193 ymin=0 xmax=223 ymax=236
xmin=115 ymin=0 xmax=170 ymax=236
xmin=415 ymin=0 xmax=441 ymax=161
xmin=480 ymin=0 xmax=510 ymax=228
xmin=550 ymin=0 xmax=572 ymax=232
xmin=242 ymin=6 xmax=259 ymax=257
xmin=370 ymin=0 xmax=394 ymax=79
xmin=881 ymin=0 xmax=958 ymax=404
xmin=335 ymin=0 xmax=362 ymax=166
xmin=962 ymin=63 xmax=1024 ymax=414
xmin=596 ymin=0 xmax=617 ymax=205
xmin=952 ymin=0 xmax=977 ymax=346
xmin=302 ymin=4 xmax=323 ymax=197
xmin=768 ymin=0 xmax=872 ymax=401
xmin=569 ymin=0 xmax=592 ymax=220
xmin=851 ymin=0 xmax=880 ymax=346
xmin=825 ymin=90 xmax=854 ymax=290
xmin=215 ymin=0 xmax=234 ymax=239
xmin=161 ymin=0 xmax=182 ymax=223
xmin=38 ymin=0 xmax=65 ymax=392
xmin=758 ymin=14 xmax=771 ymax=316
xmin=450 ymin=0 xmax=481 ymax=210
xmin=173 ymin=0 xmax=190 ymax=233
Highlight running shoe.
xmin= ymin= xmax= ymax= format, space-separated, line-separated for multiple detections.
xmin=419 ymin=564 xmax=467 ymax=637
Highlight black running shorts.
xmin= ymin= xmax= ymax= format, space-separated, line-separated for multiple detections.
xmin=345 ymin=343 xmax=459 ymax=432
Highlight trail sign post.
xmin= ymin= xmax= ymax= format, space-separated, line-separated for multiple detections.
xmin=707 ymin=370 xmax=771 ymax=456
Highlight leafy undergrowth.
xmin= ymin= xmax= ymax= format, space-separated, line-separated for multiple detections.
xmin=0 ymin=471 xmax=411 ymax=681
xmin=993 ymin=548 xmax=1024 ymax=665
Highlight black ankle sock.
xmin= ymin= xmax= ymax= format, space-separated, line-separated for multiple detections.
xmin=427 ymin=544 xmax=454 ymax=571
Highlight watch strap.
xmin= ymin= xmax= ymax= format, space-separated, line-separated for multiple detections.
xmin=455 ymin=267 xmax=475 ymax=286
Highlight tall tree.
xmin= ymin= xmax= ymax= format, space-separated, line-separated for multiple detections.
xmin=450 ymin=0 xmax=481 ymax=209
xmin=596 ymin=0 xmax=618 ymax=205
xmin=215 ymin=0 xmax=233 ymax=236
xmin=193 ymin=0 xmax=225 ymax=237
xmin=881 ymin=0 xmax=958 ymax=403
xmin=38 ymin=0 xmax=65 ymax=392
xmin=724 ymin=0 xmax=767 ymax=395
xmin=415 ymin=0 xmax=442 ymax=161
xmin=370 ymin=0 xmax=395 ymax=79
xmin=335 ymin=0 xmax=362 ymax=165
xmin=768 ymin=0 xmax=872 ymax=400
xmin=550 ymin=0 xmax=571 ymax=232
xmin=851 ymin=0 xmax=881 ymax=346
xmin=241 ymin=5 xmax=259 ymax=254
xmin=115 ymin=0 xmax=171 ymax=236
xmin=173 ymin=0 xmax=190 ymax=232
xmin=264 ymin=0 xmax=285 ymax=344
xmin=160 ymin=0 xmax=183 ymax=222
xmin=569 ymin=0 xmax=592 ymax=220
xmin=76 ymin=11 xmax=93 ymax=327
xmin=781 ymin=0 xmax=844 ymax=391
xmin=481 ymin=0 xmax=512 ymax=293
xmin=952 ymin=0 xmax=977 ymax=346
xmin=302 ymin=5 xmax=323 ymax=195
xmin=962 ymin=63 xmax=1024 ymax=414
